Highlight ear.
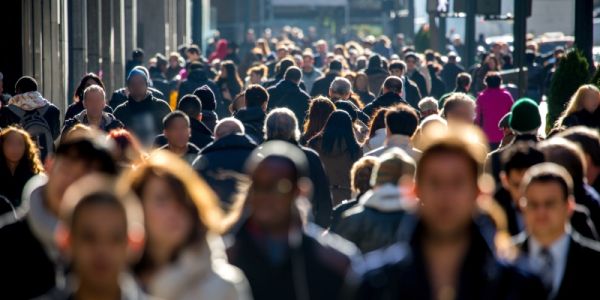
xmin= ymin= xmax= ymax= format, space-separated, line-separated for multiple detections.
xmin=55 ymin=223 xmax=71 ymax=256
xmin=566 ymin=195 xmax=576 ymax=218
xmin=127 ymin=223 xmax=146 ymax=263
xmin=44 ymin=155 xmax=55 ymax=173
xmin=499 ymin=171 xmax=510 ymax=189
xmin=198 ymin=113 xmax=203 ymax=122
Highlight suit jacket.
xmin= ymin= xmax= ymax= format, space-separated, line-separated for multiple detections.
xmin=513 ymin=232 xmax=600 ymax=300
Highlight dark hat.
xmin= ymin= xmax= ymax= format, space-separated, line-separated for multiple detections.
xmin=329 ymin=60 xmax=343 ymax=72
xmin=193 ymin=85 xmax=216 ymax=111
xmin=509 ymin=98 xmax=541 ymax=133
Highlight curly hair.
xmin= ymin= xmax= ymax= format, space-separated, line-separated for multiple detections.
xmin=0 ymin=126 xmax=44 ymax=174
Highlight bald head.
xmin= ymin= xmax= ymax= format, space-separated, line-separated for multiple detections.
xmin=215 ymin=117 xmax=245 ymax=140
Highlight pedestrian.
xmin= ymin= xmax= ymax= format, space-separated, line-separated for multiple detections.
xmin=365 ymin=104 xmax=421 ymax=160
xmin=311 ymin=60 xmax=343 ymax=97
xmin=475 ymin=72 xmax=514 ymax=149
xmin=300 ymin=96 xmax=335 ymax=145
xmin=352 ymin=72 xmax=376 ymax=105
xmin=215 ymin=60 xmax=243 ymax=117
xmin=153 ymin=111 xmax=200 ymax=165
xmin=363 ymin=76 xmax=408 ymax=117
xmin=64 ymin=73 xmax=113 ymax=120
xmin=441 ymin=92 xmax=476 ymax=124
xmin=193 ymin=85 xmax=219 ymax=132
xmin=234 ymin=84 xmax=268 ymax=144
xmin=440 ymin=52 xmax=465 ymax=92
xmin=388 ymin=60 xmax=422 ymax=109
xmin=362 ymin=108 xmax=388 ymax=153
xmin=62 ymin=85 xmax=124 ymax=135
xmin=557 ymin=127 xmax=600 ymax=194
xmin=417 ymin=97 xmax=439 ymax=119
xmin=267 ymin=66 xmax=310 ymax=124
xmin=364 ymin=54 xmax=389 ymax=96
xmin=555 ymin=84 xmax=600 ymax=130
xmin=439 ymin=72 xmax=473 ymax=107
xmin=109 ymin=66 xmax=166 ymax=109
xmin=301 ymin=50 xmax=323 ymax=93
xmin=404 ymin=52 xmax=428 ymax=97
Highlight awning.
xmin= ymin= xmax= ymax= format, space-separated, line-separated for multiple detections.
xmin=271 ymin=0 xmax=347 ymax=7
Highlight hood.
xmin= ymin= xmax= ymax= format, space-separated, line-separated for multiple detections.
xmin=360 ymin=184 xmax=412 ymax=212
xmin=74 ymin=110 xmax=118 ymax=125
xmin=8 ymin=91 xmax=50 ymax=110
xmin=201 ymin=133 xmax=257 ymax=154
xmin=187 ymin=68 xmax=209 ymax=83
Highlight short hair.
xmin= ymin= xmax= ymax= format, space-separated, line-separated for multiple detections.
xmin=484 ymin=72 xmax=502 ymax=88
xmin=15 ymin=76 xmax=38 ymax=93
xmin=404 ymin=52 xmax=418 ymax=61
xmin=329 ymin=77 xmax=352 ymax=96
xmin=132 ymin=48 xmax=144 ymax=59
xmin=186 ymin=44 xmax=201 ymax=55
xmin=82 ymin=84 xmax=106 ymax=101
xmin=264 ymin=108 xmax=301 ymax=142
xmin=177 ymin=94 xmax=202 ymax=118
xmin=329 ymin=60 xmax=343 ymax=72
xmin=456 ymin=72 xmax=472 ymax=89
xmin=55 ymin=136 xmax=118 ymax=175
xmin=418 ymin=97 xmax=438 ymax=113
xmin=537 ymin=138 xmax=587 ymax=185
xmin=245 ymin=84 xmax=269 ymax=108
xmin=557 ymin=126 xmax=600 ymax=167
xmin=383 ymin=76 xmax=403 ymax=94
xmin=284 ymin=66 xmax=302 ymax=82
xmin=442 ymin=93 xmax=475 ymax=117
xmin=215 ymin=117 xmax=245 ymax=139
xmin=388 ymin=60 xmax=406 ymax=72
xmin=163 ymin=110 xmax=190 ymax=129
xmin=385 ymin=104 xmax=419 ymax=137
xmin=520 ymin=162 xmax=574 ymax=200
xmin=372 ymin=148 xmax=416 ymax=186
xmin=351 ymin=156 xmax=378 ymax=195
xmin=500 ymin=141 xmax=545 ymax=174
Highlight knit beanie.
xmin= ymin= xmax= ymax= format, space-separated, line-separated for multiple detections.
xmin=509 ymin=98 xmax=541 ymax=133
xmin=193 ymin=85 xmax=216 ymax=111
xmin=127 ymin=68 xmax=148 ymax=85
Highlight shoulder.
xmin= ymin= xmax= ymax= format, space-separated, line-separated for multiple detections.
xmin=572 ymin=232 xmax=600 ymax=254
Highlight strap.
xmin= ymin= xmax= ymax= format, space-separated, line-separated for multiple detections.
xmin=7 ymin=105 xmax=26 ymax=118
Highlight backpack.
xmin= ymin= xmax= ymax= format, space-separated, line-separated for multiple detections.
xmin=8 ymin=105 xmax=54 ymax=160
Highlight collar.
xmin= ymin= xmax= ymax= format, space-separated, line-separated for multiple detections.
xmin=360 ymin=184 xmax=412 ymax=212
xmin=385 ymin=134 xmax=412 ymax=147
xmin=528 ymin=228 xmax=571 ymax=259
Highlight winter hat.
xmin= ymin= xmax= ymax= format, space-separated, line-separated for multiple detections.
xmin=193 ymin=85 xmax=216 ymax=111
xmin=509 ymin=98 xmax=541 ymax=133
xmin=127 ymin=68 xmax=148 ymax=85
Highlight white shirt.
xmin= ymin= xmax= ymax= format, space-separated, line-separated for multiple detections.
xmin=528 ymin=230 xmax=571 ymax=298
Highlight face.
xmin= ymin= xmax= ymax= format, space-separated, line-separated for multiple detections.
xmin=355 ymin=76 xmax=368 ymax=90
xmin=317 ymin=43 xmax=328 ymax=54
xmin=406 ymin=58 xmax=417 ymax=71
xmin=581 ymin=90 xmax=600 ymax=112
xmin=390 ymin=67 xmax=404 ymax=77
xmin=417 ymin=153 xmax=479 ymax=236
xmin=249 ymin=159 xmax=297 ymax=231
xmin=70 ymin=204 xmax=128 ymax=288
xmin=83 ymin=90 xmax=106 ymax=118
xmin=141 ymin=176 xmax=192 ymax=253
xmin=303 ymin=56 xmax=314 ymax=69
xmin=277 ymin=49 xmax=288 ymax=60
xmin=501 ymin=169 xmax=527 ymax=204
xmin=2 ymin=132 xmax=26 ymax=164
xmin=46 ymin=158 xmax=92 ymax=215
xmin=164 ymin=117 xmax=191 ymax=149
xmin=186 ymin=51 xmax=200 ymax=62
xmin=169 ymin=57 xmax=179 ymax=68
xmin=250 ymin=72 xmax=262 ymax=84
xmin=521 ymin=182 xmax=572 ymax=241
xmin=127 ymin=75 xmax=148 ymax=100
xmin=446 ymin=104 xmax=475 ymax=124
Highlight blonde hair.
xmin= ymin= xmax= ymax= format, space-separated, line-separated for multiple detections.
xmin=556 ymin=84 xmax=600 ymax=127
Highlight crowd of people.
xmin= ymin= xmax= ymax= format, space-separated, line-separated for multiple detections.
xmin=0 ymin=26 xmax=600 ymax=300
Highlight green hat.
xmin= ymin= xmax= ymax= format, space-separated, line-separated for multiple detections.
xmin=509 ymin=98 xmax=541 ymax=133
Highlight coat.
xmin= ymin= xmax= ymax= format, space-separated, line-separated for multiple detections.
xmin=156 ymin=143 xmax=201 ymax=165
xmin=234 ymin=107 xmax=266 ymax=144
xmin=61 ymin=110 xmax=124 ymax=135
xmin=192 ymin=134 xmax=257 ymax=207
xmin=513 ymin=232 xmax=600 ymax=300
xmin=364 ymin=134 xmax=421 ymax=161
xmin=64 ymin=101 xmax=113 ymax=121
xmin=409 ymin=69 xmax=428 ymax=97
xmin=0 ymin=160 xmax=36 ymax=214
xmin=403 ymin=77 xmax=423 ymax=109
xmin=227 ymin=222 xmax=357 ymax=300
xmin=365 ymin=70 xmax=389 ymax=96
xmin=475 ymin=88 xmax=514 ymax=143
xmin=113 ymin=93 xmax=172 ymax=146
xmin=562 ymin=108 xmax=600 ymax=129
xmin=357 ymin=221 xmax=546 ymax=300
xmin=202 ymin=109 xmax=219 ymax=132
xmin=362 ymin=128 xmax=386 ymax=153
xmin=267 ymin=80 xmax=310 ymax=124
xmin=310 ymin=72 xmax=339 ymax=97
xmin=153 ymin=117 xmax=214 ymax=150
xmin=440 ymin=62 xmax=465 ymax=92
xmin=109 ymin=87 xmax=166 ymax=109
xmin=363 ymin=92 xmax=409 ymax=118
xmin=333 ymin=184 xmax=411 ymax=253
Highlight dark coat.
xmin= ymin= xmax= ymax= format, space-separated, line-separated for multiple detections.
xmin=109 ymin=87 xmax=166 ymax=109
xmin=267 ymin=80 xmax=311 ymax=124
xmin=358 ymin=222 xmax=546 ymax=300
xmin=157 ymin=142 xmax=200 ymax=165
xmin=201 ymin=109 xmax=218 ymax=132
xmin=485 ymin=134 xmax=540 ymax=184
xmin=0 ymin=162 xmax=36 ymax=214
xmin=427 ymin=65 xmax=446 ymax=100
xmin=64 ymin=101 xmax=113 ymax=121
xmin=356 ymin=90 xmax=376 ymax=105
xmin=113 ymin=94 xmax=172 ymax=145
xmin=365 ymin=70 xmax=389 ymax=96
xmin=409 ymin=70 xmax=428 ymax=97
xmin=234 ymin=107 xmax=266 ymax=144
xmin=513 ymin=232 xmax=600 ymax=300
xmin=562 ymin=109 xmax=600 ymax=129
xmin=363 ymin=92 xmax=409 ymax=117
xmin=153 ymin=118 xmax=214 ymax=150
xmin=192 ymin=134 xmax=257 ymax=207
xmin=329 ymin=198 xmax=360 ymax=231
xmin=440 ymin=62 xmax=465 ymax=92
xmin=404 ymin=77 xmax=423 ymax=109
xmin=227 ymin=222 xmax=356 ymax=300
xmin=151 ymin=77 xmax=171 ymax=102
xmin=177 ymin=68 xmax=220 ymax=102
xmin=62 ymin=111 xmax=124 ymax=135
xmin=310 ymin=72 xmax=339 ymax=97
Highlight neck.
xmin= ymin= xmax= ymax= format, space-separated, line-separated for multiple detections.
xmin=168 ymin=144 xmax=188 ymax=156
xmin=87 ymin=114 xmax=102 ymax=126
xmin=423 ymin=226 xmax=471 ymax=246
xmin=533 ymin=228 xmax=567 ymax=248
xmin=131 ymin=94 xmax=146 ymax=102
xmin=75 ymin=280 xmax=120 ymax=300
xmin=7 ymin=160 xmax=18 ymax=174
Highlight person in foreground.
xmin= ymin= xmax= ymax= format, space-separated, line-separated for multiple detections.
xmin=357 ymin=123 xmax=546 ymax=300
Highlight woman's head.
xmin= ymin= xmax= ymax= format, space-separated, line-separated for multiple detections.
xmin=485 ymin=54 xmax=500 ymax=70
xmin=321 ymin=110 xmax=360 ymax=158
xmin=75 ymin=73 xmax=104 ymax=102
xmin=303 ymin=97 xmax=335 ymax=141
xmin=247 ymin=65 xmax=267 ymax=84
xmin=354 ymin=72 xmax=370 ymax=92
xmin=107 ymin=129 xmax=147 ymax=168
xmin=0 ymin=127 xmax=44 ymax=173
xmin=557 ymin=84 xmax=600 ymax=127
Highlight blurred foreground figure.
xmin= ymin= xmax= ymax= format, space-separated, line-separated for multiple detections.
xmin=227 ymin=141 xmax=358 ymax=300
xmin=358 ymin=124 xmax=545 ymax=300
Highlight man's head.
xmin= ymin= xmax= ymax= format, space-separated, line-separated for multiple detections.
xmin=126 ymin=69 xmax=149 ymax=101
xmin=385 ymin=104 xmax=419 ymax=138
xmin=519 ymin=163 xmax=575 ymax=245
xmin=388 ymin=60 xmax=407 ymax=77
xmin=456 ymin=72 xmax=472 ymax=92
xmin=329 ymin=77 xmax=352 ymax=100
xmin=537 ymin=138 xmax=587 ymax=188
xmin=500 ymin=142 xmax=545 ymax=203
xmin=214 ymin=117 xmax=245 ymax=140
xmin=244 ymin=84 xmax=269 ymax=111
xmin=193 ymin=85 xmax=217 ymax=112
xmin=15 ymin=76 xmax=38 ymax=94
xmin=371 ymin=149 xmax=415 ymax=187
xmin=186 ymin=44 xmax=201 ymax=62
xmin=162 ymin=111 xmax=191 ymax=149
xmin=316 ymin=39 xmax=328 ymax=54
xmin=132 ymin=48 xmax=144 ymax=62
xmin=418 ymin=97 xmax=439 ymax=119
xmin=264 ymin=108 xmax=301 ymax=142
xmin=177 ymin=94 xmax=202 ymax=120
xmin=276 ymin=45 xmax=289 ymax=60
xmin=382 ymin=76 xmax=403 ymax=95
xmin=351 ymin=157 xmax=378 ymax=196
xmin=82 ymin=85 xmax=106 ymax=118
xmin=484 ymin=72 xmax=502 ymax=89
xmin=404 ymin=53 xmax=418 ymax=72
xmin=302 ymin=51 xmax=314 ymax=70
xmin=557 ymin=127 xmax=600 ymax=186
xmin=442 ymin=93 xmax=475 ymax=124
xmin=415 ymin=124 xmax=488 ymax=238
xmin=328 ymin=60 xmax=343 ymax=73
xmin=284 ymin=66 xmax=302 ymax=85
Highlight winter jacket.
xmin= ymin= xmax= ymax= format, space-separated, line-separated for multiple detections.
xmin=64 ymin=100 xmax=113 ymax=121
xmin=62 ymin=110 xmax=124 ymax=135
xmin=365 ymin=69 xmax=389 ymax=96
xmin=234 ymin=107 xmax=266 ymax=144
xmin=356 ymin=90 xmax=376 ymax=105
xmin=192 ymin=134 xmax=257 ymax=207
xmin=149 ymin=234 xmax=251 ymax=300
xmin=156 ymin=143 xmax=201 ymax=165
xmin=402 ymin=76 xmax=423 ymax=109
xmin=202 ymin=109 xmax=219 ymax=132
xmin=427 ymin=65 xmax=446 ymax=100
xmin=440 ymin=62 xmax=465 ymax=92
xmin=113 ymin=93 xmax=172 ymax=146
xmin=109 ymin=87 xmax=166 ymax=109
xmin=409 ymin=69 xmax=428 ymax=97
xmin=333 ymin=184 xmax=412 ymax=253
xmin=363 ymin=92 xmax=409 ymax=118
xmin=310 ymin=72 xmax=339 ymax=97
xmin=362 ymin=128 xmax=386 ymax=153
xmin=267 ymin=80 xmax=310 ymax=124
xmin=0 ymin=160 xmax=38 ymax=215
xmin=153 ymin=117 xmax=214 ymax=150
xmin=561 ymin=108 xmax=600 ymax=129
xmin=364 ymin=135 xmax=421 ymax=161
xmin=475 ymin=88 xmax=514 ymax=143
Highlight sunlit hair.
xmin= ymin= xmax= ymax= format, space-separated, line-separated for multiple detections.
xmin=441 ymin=92 xmax=476 ymax=119
xmin=366 ymin=107 xmax=387 ymax=139
xmin=556 ymin=84 xmax=600 ymax=127
xmin=0 ymin=126 xmax=44 ymax=174
xmin=350 ymin=156 xmax=378 ymax=196
xmin=107 ymin=129 xmax=147 ymax=166
xmin=302 ymin=96 xmax=335 ymax=143
xmin=74 ymin=73 xmax=104 ymax=102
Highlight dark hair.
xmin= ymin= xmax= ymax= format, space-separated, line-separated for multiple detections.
xmin=388 ymin=60 xmax=406 ymax=72
xmin=69 ymin=192 xmax=126 ymax=231
xmin=193 ymin=85 xmax=216 ymax=111
xmin=186 ymin=44 xmax=201 ymax=56
xmin=557 ymin=126 xmax=600 ymax=167
xmin=56 ymin=137 xmax=118 ymax=175
xmin=538 ymin=139 xmax=586 ymax=189
xmin=132 ymin=48 xmax=144 ymax=60
xmin=500 ymin=141 xmax=545 ymax=174
xmin=385 ymin=104 xmax=419 ymax=136
xmin=177 ymin=95 xmax=202 ymax=118
xmin=15 ymin=76 xmax=38 ymax=94
xmin=319 ymin=110 xmax=360 ymax=159
xmin=484 ymin=72 xmax=502 ymax=88
xmin=456 ymin=72 xmax=472 ymax=90
xmin=163 ymin=110 xmax=190 ymax=129
xmin=404 ymin=52 xmax=418 ymax=61
xmin=275 ymin=58 xmax=296 ymax=79
xmin=383 ymin=76 xmax=403 ymax=94
xmin=216 ymin=60 xmax=243 ymax=97
xmin=74 ymin=73 xmax=104 ymax=102
xmin=417 ymin=142 xmax=479 ymax=183
xmin=329 ymin=60 xmax=343 ymax=72
xmin=521 ymin=163 xmax=574 ymax=200
xmin=245 ymin=84 xmax=269 ymax=108
xmin=284 ymin=66 xmax=302 ymax=82
xmin=367 ymin=108 xmax=387 ymax=138
xmin=303 ymin=97 xmax=335 ymax=143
